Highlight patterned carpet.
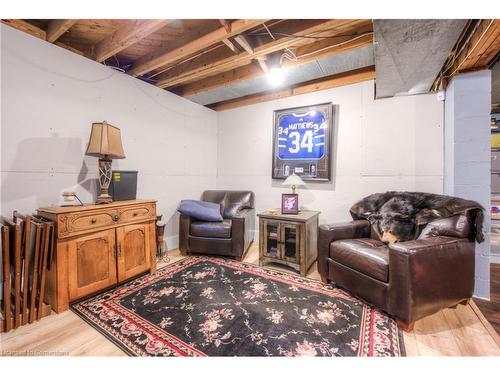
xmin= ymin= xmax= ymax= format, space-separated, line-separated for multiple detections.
xmin=71 ymin=256 xmax=405 ymax=356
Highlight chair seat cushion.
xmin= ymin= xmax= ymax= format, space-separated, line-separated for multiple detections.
xmin=330 ymin=239 xmax=389 ymax=282
xmin=190 ymin=220 xmax=232 ymax=239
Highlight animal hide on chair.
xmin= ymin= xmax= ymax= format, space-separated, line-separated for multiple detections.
xmin=350 ymin=192 xmax=485 ymax=244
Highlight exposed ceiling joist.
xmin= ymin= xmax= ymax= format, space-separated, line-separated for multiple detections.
xmin=1 ymin=19 xmax=88 ymax=56
xmin=208 ymin=65 xmax=375 ymax=111
xmin=449 ymin=20 xmax=500 ymax=76
xmin=218 ymin=19 xmax=239 ymax=53
xmin=156 ymin=19 xmax=365 ymax=89
xmin=173 ymin=30 xmax=373 ymax=97
xmin=1 ymin=19 xmax=45 ymax=40
xmin=257 ymin=58 xmax=269 ymax=73
xmin=55 ymin=41 xmax=85 ymax=56
xmin=172 ymin=62 xmax=262 ymax=97
xmin=219 ymin=19 xmax=231 ymax=33
xmin=94 ymin=19 xmax=173 ymax=62
xmin=46 ymin=19 xmax=78 ymax=43
xmin=128 ymin=19 xmax=268 ymax=77
xmin=432 ymin=19 xmax=500 ymax=90
xmin=234 ymin=35 xmax=254 ymax=54
xmin=222 ymin=38 xmax=239 ymax=53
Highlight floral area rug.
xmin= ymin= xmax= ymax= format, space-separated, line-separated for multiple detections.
xmin=71 ymin=256 xmax=405 ymax=356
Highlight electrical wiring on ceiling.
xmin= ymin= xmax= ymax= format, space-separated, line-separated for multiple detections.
xmin=131 ymin=22 xmax=374 ymax=87
xmin=243 ymin=31 xmax=373 ymax=40
xmin=432 ymin=19 xmax=494 ymax=91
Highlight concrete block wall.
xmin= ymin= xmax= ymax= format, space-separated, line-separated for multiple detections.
xmin=444 ymin=70 xmax=491 ymax=299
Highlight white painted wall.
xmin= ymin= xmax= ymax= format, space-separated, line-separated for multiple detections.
xmin=444 ymin=70 xmax=491 ymax=298
xmin=0 ymin=24 xmax=218 ymax=249
xmin=216 ymin=80 xmax=444 ymax=226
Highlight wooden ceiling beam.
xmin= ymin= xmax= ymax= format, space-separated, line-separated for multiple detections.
xmin=1 ymin=19 xmax=46 ymax=40
xmin=54 ymin=41 xmax=86 ymax=57
xmin=222 ymin=38 xmax=239 ymax=53
xmin=219 ymin=19 xmax=231 ymax=33
xmin=256 ymin=57 xmax=269 ymax=73
xmin=171 ymin=62 xmax=262 ymax=97
xmin=1 ymin=19 xmax=89 ymax=57
xmin=156 ymin=19 xmax=366 ymax=89
xmin=46 ymin=19 xmax=78 ymax=43
xmin=219 ymin=19 xmax=239 ymax=53
xmin=128 ymin=19 xmax=268 ymax=77
xmin=94 ymin=19 xmax=173 ymax=63
xmin=434 ymin=19 xmax=500 ymax=89
xmin=234 ymin=35 xmax=254 ymax=54
xmin=173 ymin=29 xmax=373 ymax=97
xmin=208 ymin=65 xmax=375 ymax=111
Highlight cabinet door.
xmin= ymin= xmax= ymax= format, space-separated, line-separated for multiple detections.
xmin=116 ymin=223 xmax=151 ymax=282
xmin=68 ymin=229 xmax=117 ymax=301
xmin=281 ymin=222 xmax=301 ymax=263
xmin=262 ymin=220 xmax=280 ymax=258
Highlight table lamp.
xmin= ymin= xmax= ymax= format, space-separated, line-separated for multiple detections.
xmin=282 ymin=172 xmax=306 ymax=194
xmin=85 ymin=121 xmax=125 ymax=204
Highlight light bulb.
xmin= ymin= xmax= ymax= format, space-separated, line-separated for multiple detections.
xmin=267 ymin=67 xmax=284 ymax=87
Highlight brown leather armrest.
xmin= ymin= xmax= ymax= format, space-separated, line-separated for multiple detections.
xmin=317 ymin=220 xmax=370 ymax=276
xmin=179 ymin=214 xmax=192 ymax=254
xmin=388 ymin=236 xmax=474 ymax=324
xmin=231 ymin=208 xmax=255 ymax=256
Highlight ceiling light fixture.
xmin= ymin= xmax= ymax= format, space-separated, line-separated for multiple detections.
xmin=267 ymin=67 xmax=285 ymax=87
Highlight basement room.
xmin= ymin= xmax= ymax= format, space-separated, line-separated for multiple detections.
xmin=1 ymin=0 xmax=499 ymax=372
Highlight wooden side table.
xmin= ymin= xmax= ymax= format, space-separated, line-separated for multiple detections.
xmin=258 ymin=210 xmax=320 ymax=276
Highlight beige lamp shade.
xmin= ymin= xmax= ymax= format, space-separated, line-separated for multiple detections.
xmin=85 ymin=122 xmax=125 ymax=159
xmin=282 ymin=173 xmax=306 ymax=188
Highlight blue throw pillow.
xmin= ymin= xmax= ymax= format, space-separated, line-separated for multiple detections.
xmin=177 ymin=200 xmax=223 ymax=222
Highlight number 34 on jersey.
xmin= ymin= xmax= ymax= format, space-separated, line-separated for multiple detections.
xmin=277 ymin=111 xmax=327 ymax=160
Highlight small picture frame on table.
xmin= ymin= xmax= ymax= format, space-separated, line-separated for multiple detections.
xmin=281 ymin=194 xmax=299 ymax=214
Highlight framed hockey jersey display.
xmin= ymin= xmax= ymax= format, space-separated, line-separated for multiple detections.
xmin=272 ymin=102 xmax=334 ymax=181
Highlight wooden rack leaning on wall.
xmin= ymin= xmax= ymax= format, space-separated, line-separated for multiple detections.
xmin=1 ymin=212 xmax=53 ymax=333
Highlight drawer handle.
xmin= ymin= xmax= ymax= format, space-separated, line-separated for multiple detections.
xmin=113 ymin=214 xmax=120 ymax=221
xmin=91 ymin=218 xmax=97 ymax=224
xmin=133 ymin=212 xmax=138 ymax=217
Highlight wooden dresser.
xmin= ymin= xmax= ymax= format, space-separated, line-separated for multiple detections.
xmin=37 ymin=199 xmax=157 ymax=313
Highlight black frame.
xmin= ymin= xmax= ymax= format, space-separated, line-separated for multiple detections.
xmin=272 ymin=102 xmax=334 ymax=181
xmin=281 ymin=193 xmax=299 ymax=215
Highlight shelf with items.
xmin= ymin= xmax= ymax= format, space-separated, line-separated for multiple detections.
xmin=268 ymin=231 xmax=278 ymax=240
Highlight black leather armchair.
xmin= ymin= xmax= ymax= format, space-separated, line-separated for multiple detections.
xmin=179 ymin=190 xmax=255 ymax=260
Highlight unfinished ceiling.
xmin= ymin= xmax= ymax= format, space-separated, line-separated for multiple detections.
xmin=188 ymin=45 xmax=374 ymax=106
xmin=373 ymin=19 xmax=467 ymax=98
xmin=1 ymin=19 xmax=375 ymax=110
xmin=1 ymin=19 xmax=499 ymax=110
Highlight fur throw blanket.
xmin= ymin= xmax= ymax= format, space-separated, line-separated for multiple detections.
xmin=350 ymin=192 xmax=485 ymax=243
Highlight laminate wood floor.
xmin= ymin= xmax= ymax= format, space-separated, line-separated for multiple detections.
xmin=474 ymin=263 xmax=500 ymax=335
xmin=1 ymin=245 xmax=500 ymax=356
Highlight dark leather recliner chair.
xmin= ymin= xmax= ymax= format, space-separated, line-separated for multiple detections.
xmin=318 ymin=210 xmax=477 ymax=330
xmin=179 ymin=190 xmax=255 ymax=260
